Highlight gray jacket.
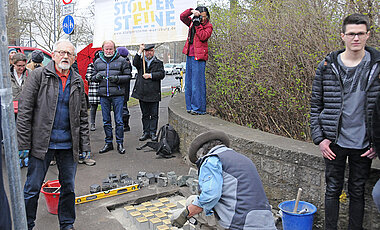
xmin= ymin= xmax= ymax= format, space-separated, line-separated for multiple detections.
xmin=198 ymin=146 xmax=276 ymax=230
xmin=17 ymin=61 xmax=90 ymax=161
xmin=9 ymin=65 xmax=30 ymax=101
xmin=310 ymin=46 xmax=380 ymax=145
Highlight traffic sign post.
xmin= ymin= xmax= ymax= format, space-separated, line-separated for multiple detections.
xmin=62 ymin=15 xmax=75 ymax=35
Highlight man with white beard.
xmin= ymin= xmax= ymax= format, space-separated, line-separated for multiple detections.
xmin=17 ymin=40 xmax=90 ymax=230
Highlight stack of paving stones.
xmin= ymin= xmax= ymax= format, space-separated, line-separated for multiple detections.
xmin=89 ymin=173 xmax=137 ymax=193
xmin=137 ymin=168 xmax=199 ymax=195
xmin=89 ymin=168 xmax=199 ymax=194
xmin=123 ymin=196 xmax=196 ymax=230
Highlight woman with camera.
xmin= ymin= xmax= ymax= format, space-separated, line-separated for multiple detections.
xmin=180 ymin=6 xmax=213 ymax=115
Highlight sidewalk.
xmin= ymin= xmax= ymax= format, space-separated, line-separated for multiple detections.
xmin=3 ymin=96 xmax=191 ymax=230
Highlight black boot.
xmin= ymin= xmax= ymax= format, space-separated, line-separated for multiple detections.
xmin=117 ymin=143 xmax=126 ymax=154
xmin=139 ymin=133 xmax=150 ymax=141
xmin=99 ymin=143 xmax=113 ymax=154
xmin=151 ymin=133 xmax=158 ymax=142
xmin=123 ymin=115 xmax=130 ymax=132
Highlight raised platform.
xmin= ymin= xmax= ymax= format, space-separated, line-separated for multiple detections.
xmin=168 ymin=93 xmax=380 ymax=229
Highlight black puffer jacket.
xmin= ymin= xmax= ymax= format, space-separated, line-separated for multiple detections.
xmin=310 ymin=46 xmax=380 ymax=146
xmin=131 ymin=54 xmax=165 ymax=102
xmin=91 ymin=52 xmax=132 ymax=97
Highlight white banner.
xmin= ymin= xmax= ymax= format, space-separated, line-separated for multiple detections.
xmin=93 ymin=0 xmax=196 ymax=47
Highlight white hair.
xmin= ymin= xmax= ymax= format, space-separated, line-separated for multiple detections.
xmin=53 ymin=40 xmax=77 ymax=55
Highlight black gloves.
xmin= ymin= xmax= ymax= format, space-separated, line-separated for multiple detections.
xmin=108 ymin=75 xmax=119 ymax=83
xmin=93 ymin=73 xmax=104 ymax=82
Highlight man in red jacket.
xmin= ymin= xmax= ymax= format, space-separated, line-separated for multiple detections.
xmin=180 ymin=6 xmax=213 ymax=115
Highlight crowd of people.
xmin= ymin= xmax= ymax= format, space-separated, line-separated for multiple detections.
xmin=1 ymin=7 xmax=380 ymax=230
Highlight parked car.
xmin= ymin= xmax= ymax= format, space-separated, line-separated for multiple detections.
xmin=164 ymin=63 xmax=179 ymax=75
xmin=8 ymin=46 xmax=52 ymax=66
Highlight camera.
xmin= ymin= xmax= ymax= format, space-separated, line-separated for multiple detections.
xmin=192 ymin=16 xmax=202 ymax=26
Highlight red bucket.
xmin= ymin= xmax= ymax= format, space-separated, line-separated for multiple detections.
xmin=40 ymin=180 xmax=60 ymax=215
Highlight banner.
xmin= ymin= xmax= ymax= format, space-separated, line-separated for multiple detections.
xmin=93 ymin=0 xmax=197 ymax=47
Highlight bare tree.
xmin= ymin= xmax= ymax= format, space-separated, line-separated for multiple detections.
xmin=15 ymin=0 xmax=94 ymax=51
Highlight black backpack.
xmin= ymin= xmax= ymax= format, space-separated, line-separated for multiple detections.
xmin=136 ymin=124 xmax=180 ymax=158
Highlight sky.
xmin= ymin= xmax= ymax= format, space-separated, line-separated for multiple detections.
xmin=76 ymin=0 xmax=93 ymax=9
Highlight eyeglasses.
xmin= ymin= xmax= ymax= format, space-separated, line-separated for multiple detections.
xmin=344 ymin=32 xmax=368 ymax=39
xmin=54 ymin=50 xmax=75 ymax=57
xmin=15 ymin=64 xmax=26 ymax=68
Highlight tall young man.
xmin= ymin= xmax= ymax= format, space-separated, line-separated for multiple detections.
xmin=310 ymin=14 xmax=380 ymax=229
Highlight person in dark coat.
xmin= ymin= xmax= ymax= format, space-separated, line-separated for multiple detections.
xmin=116 ymin=46 xmax=132 ymax=132
xmin=91 ymin=40 xmax=132 ymax=154
xmin=131 ymin=44 xmax=165 ymax=142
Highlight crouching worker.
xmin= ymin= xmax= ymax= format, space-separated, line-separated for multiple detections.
xmin=171 ymin=130 xmax=276 ymax=229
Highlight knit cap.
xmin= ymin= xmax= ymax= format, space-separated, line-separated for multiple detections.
xmin=8 ymin=48 xmax=17 ymax=54
xmin=31 ymin=50 xmax=44 ymax=63
xmin=117 ymin=47 xmax=129 ymax=57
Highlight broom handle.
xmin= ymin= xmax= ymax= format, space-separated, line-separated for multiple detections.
xmin=142 ymin=51 xmax=146 ymax=74
xmin=293 ymin=188 xmax=302 ymax=213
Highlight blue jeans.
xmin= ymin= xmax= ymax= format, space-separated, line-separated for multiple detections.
xmin=185 ymin=56 xmax=206 ymax=114
xmin=100 ymin=96 xmax=124 ymax=144
xmin=24 ymin=149 xmax=77 ymax=230
xmin=324 ymin=143 xmax=372 ymax=230
xmin=373 ymin=179 xmax=380 ymax=212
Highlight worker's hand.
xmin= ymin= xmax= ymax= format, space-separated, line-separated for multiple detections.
xmin=361 ymin=147 xmax=377 ymax=159
xmin=19 ymin=149 xmax=29 ymax=159
xmin=108 ymin=75 xmax=119 ymax=83
xmin=94 ymin=73 xmax=104 ymax=82
xmin=143 ymin=73 xmax=151 ymax=79
xmin=319 ymin=139 xmax=335 ymax=160
xmin=170 ymin=207 xmax=189 ymax=228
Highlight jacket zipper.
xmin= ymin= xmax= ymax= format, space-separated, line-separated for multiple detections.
xmin=106 ymin=63 xmax=110 ymax=96
xmin=331 ymin=63 xmax=343 ymax=143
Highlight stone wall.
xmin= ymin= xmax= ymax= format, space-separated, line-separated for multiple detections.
xmin=168 ymin=93 xmax=380 ymax=229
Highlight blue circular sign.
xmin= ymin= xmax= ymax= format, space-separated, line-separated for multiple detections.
xmin=63 ymin=15 xmax=75 ymax=34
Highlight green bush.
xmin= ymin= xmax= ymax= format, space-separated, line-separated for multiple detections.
xmin=207 ymin=0 xmax=379 ymax=141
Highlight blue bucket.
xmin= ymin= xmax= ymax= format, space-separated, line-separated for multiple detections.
xmin=278 ymin=200 xmax=317 ymax=230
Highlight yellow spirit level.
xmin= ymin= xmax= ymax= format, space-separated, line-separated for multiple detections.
xmin=75 ymin=184 xmax=139 ymax=205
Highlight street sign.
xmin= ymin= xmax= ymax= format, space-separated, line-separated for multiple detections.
xmin=62 ymin=3 xmax=74 ymax=16
xmin=62 ymin=15 xmax=75 ymax=35
xmin=62 ymin=0 xmax=72 ymax=4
